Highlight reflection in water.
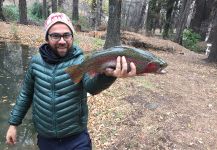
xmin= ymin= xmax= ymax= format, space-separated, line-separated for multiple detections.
xmin=0 ymin=41 xmax=38 ymax=150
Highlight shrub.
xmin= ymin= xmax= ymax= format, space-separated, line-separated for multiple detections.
xmin=27 ymin=2 xmax=44 ymax=25
xmin=182 ymin=29 xmax=202 ymax=53
xmin=11 ymin=22 xmax=19 ymax=39
xmin=30 ymin=2 xmax=43 ymax=19
xmin=93 ymin=38 xmax=105 ymax=49
xmin=3 ymin=5 xmax=19 ymax=21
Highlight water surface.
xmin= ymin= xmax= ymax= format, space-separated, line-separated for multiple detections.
xmin=0 ymin=41 xmax=38 ymax=150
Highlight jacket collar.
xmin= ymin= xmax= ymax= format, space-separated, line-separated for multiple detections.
xmin=39 ymin=43 xmax=82 ymax=64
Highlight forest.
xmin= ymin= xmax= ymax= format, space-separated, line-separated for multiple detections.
xmin=1 ymin=0 xmax=217 ymax=149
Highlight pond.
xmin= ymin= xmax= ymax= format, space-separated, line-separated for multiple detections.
xmin=0 ymin=41 xmax=38 ymax=150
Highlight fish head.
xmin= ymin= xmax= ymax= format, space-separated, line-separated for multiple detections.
xmin=140 ymin=51 xmax=168 ymax=74
xmin=143 ymin=61 xmax=167 ymax=73
xmin=119 ymin=46 xmax=168 ymax=74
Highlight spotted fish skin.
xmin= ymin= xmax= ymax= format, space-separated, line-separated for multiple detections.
xmin=65 ymin=46 xmax=168 ymax=83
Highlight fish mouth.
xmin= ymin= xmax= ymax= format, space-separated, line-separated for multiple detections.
xmin=156 ymin=69 xmax=167 ymax=74
xmin=156 ymin=62 xmax=168 ymax=74
xmin=156 ymin=66 xmax=167 ymax=74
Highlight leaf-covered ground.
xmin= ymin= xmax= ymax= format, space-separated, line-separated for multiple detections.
xmin=1 ymin=21 xmax=217 ymax=150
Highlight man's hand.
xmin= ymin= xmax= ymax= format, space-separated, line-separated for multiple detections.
xmin=105 ymin=56 xmax=136 ymax=78
xmin=6 ymin=125 xmax=17 ymax=145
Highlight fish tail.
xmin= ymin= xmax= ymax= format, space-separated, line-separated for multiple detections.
xmin=65 ymin=65 xmax=83 ymax=83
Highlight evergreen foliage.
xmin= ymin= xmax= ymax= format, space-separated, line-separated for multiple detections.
xmin=30 ymin=2 xmax=43 ymax=19
xmin=182 ymin=29 xmax=202 ymax=52
xmin=3 ymin=5 xmax=19 ymax=21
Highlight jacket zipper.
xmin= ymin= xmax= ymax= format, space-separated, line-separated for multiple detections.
xmin=52 ymin=65 xmax=57 ymax=137
xmin=79 ymin=96 xmax=86 ymax=125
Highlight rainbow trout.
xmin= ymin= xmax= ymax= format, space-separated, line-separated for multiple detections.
xmin=65 ymin=46 xmax=167 ymax=83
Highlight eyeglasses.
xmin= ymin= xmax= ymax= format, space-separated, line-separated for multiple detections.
xmin=48 ymin=32 xmax=73 ymax=42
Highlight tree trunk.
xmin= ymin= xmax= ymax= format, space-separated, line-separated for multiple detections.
xmin=90 ymin=0 xmax=97 ymax=28
xmin=190 ymin=0 xmax=206 ymax=33
xmin=207 ymin=1 xmax=217 ymax=62
xmin=207 ymin=0 xmax=217 ymax=42
xmin=174 ymin=0 xmax=193 ymax=44
xmin=208 ymin=15 xmax=217 ymax=61
xmin=72 ymin=0 xmax=79 ymax=21
xmin=128 ymin=1 xmax=140 ymax=28
xmin=43 ymin=0 xmax=47 ymax=19
xmin=146 ymin=0 xmax=157 ymax=35
xmin=104 ymin=0 xmax=122 ymax=49
xmin=52 ymin=0 xmax=57 ymax=13
xmin=135 ymin=1 xmax=146 ymax=32
xmin=170 ymin=0 xmax=179 ymax=32
xmin=121 ymin=0 xmax=127 ymax=30
xmin=0 ymin=0 xmax=5 ymax=21
xmin=152 ymin=0 xmax=162 ymax=34
xmin=202 ymin=0 xmax=215 ymax=40
xmin=125 ymin=0 xmax=133 ymax=29
xmin=58 ymin=0 xmax=64 ymax=8
xmin=163 ymin=0 xmax=176 ymax=39
xmin=190 ymin=0 xmax=214 ymax=40
xmin=96 ymin=0 xmax=103 ymax=27
xmin=19 ymin=0 xmax=27 ymax=25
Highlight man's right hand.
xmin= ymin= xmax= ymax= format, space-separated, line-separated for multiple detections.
xmin=6 ymin=125 xmax=17 ymax=145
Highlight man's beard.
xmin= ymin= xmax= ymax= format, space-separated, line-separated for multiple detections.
xmin=53 ymin=43 xmax=70 ymax=57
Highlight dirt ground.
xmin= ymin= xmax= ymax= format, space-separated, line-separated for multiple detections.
xmin=88 ymin=49 xmax=217 ymax=150
xmin=1 ymin=21 xmax=217 ymax=150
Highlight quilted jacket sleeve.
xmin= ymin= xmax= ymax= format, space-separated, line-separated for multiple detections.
xmin=82 ymin=73 xmax=116 ymax=95
xmin=8 ymin=61 xmax=35 ymax=126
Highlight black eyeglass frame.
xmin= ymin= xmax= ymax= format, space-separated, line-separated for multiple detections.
xmin=48 ymin=32 xmax=73 ymax=41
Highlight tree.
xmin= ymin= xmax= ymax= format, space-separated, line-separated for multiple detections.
xmin=58 ymin=0 xmax=64 ymax=9
xmin=43 ymin=0 xmax=47 ymax=19
xmin=135 ymin=1 xmax=147 ymax=32
xmin=170 ymin=0 xmax=179 ymax=32
xmin=162 ymin=0 xmax=176 ymax=39
xmin=174 ymin=0 xmax=193 ymax=44
xmin=52 ymin=0 xmax=57 ymax=13
xmin=91 ymin=0 xmax=103 ymax=29
xmin=207 ymin=1 xmax=217 ymax=62
xmin=122 ymin=0 xmax=133 ymax=29
xmin=146 ymin=0 xmax=157 ymax=35
xmin=207 ymin=0 xmax=217 ymax=42
xmin=190 ymin=0 xmax=206 ymax=34
xmin=208 ymin=17 xmax=217 ymax=62
xmin=201 ymin=0 xmax=215 ymax=40
xmin=90 ymin=0 xmax=97 ymax=28
xmin=104 ymin=0 xmax=122 ymax=49
xmin=72 ymin=0 xmax=79 ymax=21
xmin=122 ymin=0 xmax=146 ymax=31
xmin=0 ymin=0 xmax=5 ymax=21
xmin=152 ymin=0 xmax=162 ymax=33
xmin=190 ymin=0 xmax=214 ymax=40
xmin=96 ymin=0 xmax=103 ymax=27
xmin=19 ymin=0 xmax=27 ymax=25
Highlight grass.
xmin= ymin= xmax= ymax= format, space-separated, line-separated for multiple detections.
xmin=93 ymin=38 xmax=105 ymax=50
xmin=10 ymin=22 xmax=19 ymax=40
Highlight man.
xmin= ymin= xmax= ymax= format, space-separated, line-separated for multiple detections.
xmin=6 ymin=12 xmax=136 ymax=150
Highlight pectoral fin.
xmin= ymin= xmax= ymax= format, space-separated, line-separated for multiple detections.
xmin=65 ymin=65 xmax=83 ymax=83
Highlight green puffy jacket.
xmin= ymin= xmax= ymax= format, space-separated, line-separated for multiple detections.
xmin=9 ymin=45 xmax=116 ymax=138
